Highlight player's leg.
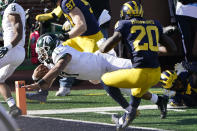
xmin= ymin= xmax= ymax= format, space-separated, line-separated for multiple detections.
xmin=56 ymin=77 xmax=75 ymax=96
xmin=0 ymin=65 xmax=22 ymax=118
xmin=101 ymin=67 xmax=160 ymax=130
xmin=181 ymin=94 xmax=197 ymax=107
xmin=142 ymin=92 xmax=168 ymax=118
xmin=26 ymin=89 xmax=48 ymax=103
xmin=100 ymin=69 xmax=141 ymax=130
xmin=0 ymin=46 xmax=25 ymax=117
xmin=75 ymin=31 xmax=103 ymax=53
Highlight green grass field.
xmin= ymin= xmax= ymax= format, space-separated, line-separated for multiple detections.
xmin=1 ymin=88 xmax=197 ymax=131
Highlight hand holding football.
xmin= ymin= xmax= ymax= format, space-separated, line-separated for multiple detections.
xmin=32 ymin=64 xmax=49 ymax=80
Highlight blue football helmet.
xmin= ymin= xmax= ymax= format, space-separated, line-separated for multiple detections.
xmin=160 ymin=70 xmax=178 ymax=89
xmin=120 ymin=1 xmax=143 ymax=20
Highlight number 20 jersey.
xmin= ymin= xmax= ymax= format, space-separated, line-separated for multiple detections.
xmin=115 ymin=18 xmax=163 ymax=68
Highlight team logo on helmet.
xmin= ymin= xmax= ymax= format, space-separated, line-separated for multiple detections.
xmin=36 ymin=33 xmax=60 ymax=63
xmin=120 ymin=1 xmax=143 ymax=20
xmin=160 ymin=70 xmax=178 ymax=89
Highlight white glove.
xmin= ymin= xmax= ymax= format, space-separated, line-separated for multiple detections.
xmin=174 ymin=62 xmax=187 ymax=75
xmin=163 ymin=89 xmax=176 ymax=97
xmin=62 ymin=21 xmax=72 ymax=32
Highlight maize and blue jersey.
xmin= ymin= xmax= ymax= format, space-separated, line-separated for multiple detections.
xmin=115 ymin=18 xmax=163 ymax=68
xmin=178 ymin=71 xmax=197 ymax=94
xmin=60 ymin=0 xmax=100 ymax=36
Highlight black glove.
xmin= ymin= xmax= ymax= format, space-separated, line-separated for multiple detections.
xmin=57 ymin=33 xmax=70 ymax=41
xmin=0 ymin=47 xmax=8 ymax=58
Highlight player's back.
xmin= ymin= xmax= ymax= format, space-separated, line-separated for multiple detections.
xmin=2 ymin=3 xmax=26 ymax=47
xmin=115 ymin=18 xmax=163 ymax=68
xmin=60 ymin=0 xmax=100 ymax=36
xmin=52 ymin=45 xmax=104 ymax=80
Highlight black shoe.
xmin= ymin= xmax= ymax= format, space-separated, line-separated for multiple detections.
xmin=26 ymin=92 xmax=47 ymax=103
xmin=112 ymin=110 xmax=137 ymax=131
xmin=156 ymin=95 xmax=168 ymax=119
xmin=9 ymin=105 xmax=22 ymax=118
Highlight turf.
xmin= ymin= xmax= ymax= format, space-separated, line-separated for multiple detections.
xmin=1 ymin=88 xmax=197 ymax=131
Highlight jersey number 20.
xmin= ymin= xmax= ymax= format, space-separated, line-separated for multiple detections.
xmin=131 ymin=25 xmax=159 ymax=52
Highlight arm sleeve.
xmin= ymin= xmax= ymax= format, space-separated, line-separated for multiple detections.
xmin=114 ymin=20 xmax=126 ymax=36
xmin=35 ymin=6 xmax=63 ymax=21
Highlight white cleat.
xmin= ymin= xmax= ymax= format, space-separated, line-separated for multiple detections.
xmin=55 ymin=87 xmax=71 ymax=96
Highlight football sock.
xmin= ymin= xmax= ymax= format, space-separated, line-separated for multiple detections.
xmin=129 ymin=95 xmax=141 ymax=109
xmin=151 ymin=93 xmax=158 ymax=104
xmin=101 ymin=81 xmax=129 ymax=109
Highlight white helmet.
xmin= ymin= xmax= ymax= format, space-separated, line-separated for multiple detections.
xmin=0 ymin=0 xmax=15 ymax=10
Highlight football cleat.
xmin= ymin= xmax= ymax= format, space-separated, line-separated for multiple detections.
xmin=26 ymin=92 xmax=47 ymax=103
xmin=112 ymin=109 xmax=137 ymax=131
xmin=169 ymin=98 xmax=183 ymax=107
xmin=9 ymin=105 xmax=22 ymax=118
xmin=55 ymin=87 xmax=70 ymax=96
xmin=156 ymin=95 xmax=168 ymax=119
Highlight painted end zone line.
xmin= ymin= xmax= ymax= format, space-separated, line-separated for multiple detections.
xmin=27 ymin=104 xmax=186 ymax=115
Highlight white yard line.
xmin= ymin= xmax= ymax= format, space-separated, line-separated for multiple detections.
xmin=27 ymin=104 xmax=186 ymax=115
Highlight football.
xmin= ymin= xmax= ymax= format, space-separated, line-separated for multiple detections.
xmin=32 ymin=64 xmax=49 ymax=80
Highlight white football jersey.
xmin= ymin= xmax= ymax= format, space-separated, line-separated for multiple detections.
xmin=2 ymin=3 xmax=26 ymax=47
xmin=52 ymin=45 xmax=132 ymax=80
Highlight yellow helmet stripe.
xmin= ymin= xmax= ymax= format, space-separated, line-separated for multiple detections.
xmin=139 ymin=5 xmax=143 ymax=16
xmin=161 ymin=73 xmax=169 ymax=79
xmin=132 ymin=1 xmax=138 ymax=14
xmin=124 ymin=3 xmax=135 ymax=15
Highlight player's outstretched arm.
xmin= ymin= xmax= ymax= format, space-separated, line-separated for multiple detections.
xmin=36 ymin=6 xmax=63 ymax=22
xmin=23 ymin=54 xmax=72 ymax=90
xmin=99 ymin=31 xmax=122 ymax=53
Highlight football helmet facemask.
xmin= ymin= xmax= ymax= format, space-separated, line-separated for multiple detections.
xmin=160 ymin=70 xmax=178 ymax=89
xmin=120 ymin=1 xmax=143 ymax=20
xmin=0 ymin=0 xmax=15 ymax=10
xmin=36 ymin=33 xmax=60 ymax=63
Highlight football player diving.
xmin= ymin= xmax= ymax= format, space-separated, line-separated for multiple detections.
xmin=99 ymin=1 xmax=177 ymax=130
xmin=23 ymin=33 xmax=169 ymax=119
xmin=160 ymin=63 xmax=197 ymax=107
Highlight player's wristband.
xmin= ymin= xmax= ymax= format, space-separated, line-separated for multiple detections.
xmin=37 ymin=79 xmax=46 ymax=88
xmin=32 ymin=75 xmax=39 ymax=81
xmin=5 ymin=44 xmax=13 ymax=50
